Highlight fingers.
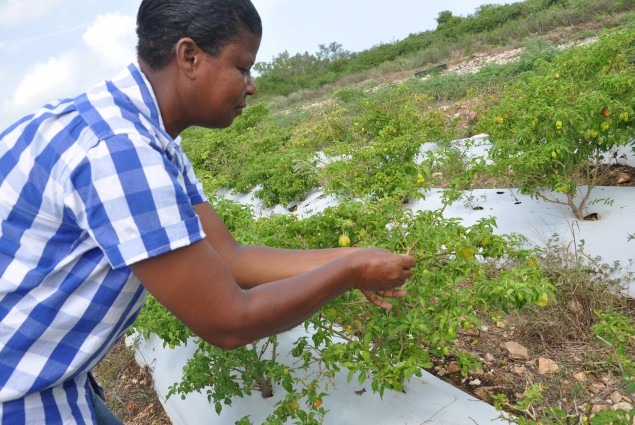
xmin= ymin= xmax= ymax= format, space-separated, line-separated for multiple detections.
xmin=375 ymin=289 xmax=406 ymax=298
xmin=362 ymin=291 xmax=395 ymax=310
xmin=361 ymin=289 xmax=407 ymax=310
xmin=396 ymin=262 xmax=413 ymax=285
xmin=373 ymin=298 xmax=394 ymax=310
xmin=400 ymin=254 xmax=416 ymax=270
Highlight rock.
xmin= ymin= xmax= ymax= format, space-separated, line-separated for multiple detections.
xmin=617 ymin=172 xmax=632 ymax=184
xmin=573 ymin=372 xmax=587 ymax=382
xmin=537 ymin=357 xmax=559 ymax=375
xmin=569 ymin=300 xmax=584 ymax=315
xmin=503 ymin=341 xmax=529 ymax=360
xmin=447 ymin=362 xmax=461 ymax=374
xmin=612 ymin=401 xmax=633 ymax=411
xmin=474 ymin=388 xmax=489 ymax=400
xmin=591 ymin=404 xmax=609 ymax=413
xmin=437 ymin=368 xmax=447 ymax=377
xmin=484 ymin=353 xmax=495 ymax=363
xmin=513 ymin=366 xmax=525 ymax=377
xmin=469 ymin=379 xmax=481 ymax=386
xmin=590 ymin=383 xmax=606 ymax=393
xmin=609 ymin=391 xmax=623 ymax=404
xmin=465 ymin=327 xmax=479 ymax=336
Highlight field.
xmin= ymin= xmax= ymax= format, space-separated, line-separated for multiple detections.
xmin=95 ymin=3 xmax=635 ymax=424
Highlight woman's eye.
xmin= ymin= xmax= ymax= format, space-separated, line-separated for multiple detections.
xmin=239 ymin=68 xmax=252 ymax=82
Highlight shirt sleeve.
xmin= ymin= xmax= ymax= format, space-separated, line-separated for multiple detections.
xmin=65 ymin=133 xmax=207 ymax=269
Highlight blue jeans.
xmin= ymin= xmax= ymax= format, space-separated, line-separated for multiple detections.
xmin=88 ymin=374 xmax=123 ymax=425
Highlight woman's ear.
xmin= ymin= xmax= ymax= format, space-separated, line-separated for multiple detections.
xmin=174 ymin=37 xmax=200 ymax=78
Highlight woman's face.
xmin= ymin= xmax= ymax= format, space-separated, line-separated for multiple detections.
xmin=186 ymin=32 xmax=260 ymax=129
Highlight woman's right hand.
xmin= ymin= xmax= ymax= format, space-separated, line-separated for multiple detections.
xmin=347 ymin=248 xmax=415 ymax=293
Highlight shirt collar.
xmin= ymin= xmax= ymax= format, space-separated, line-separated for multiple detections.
xmin=107 ymin=63 xmax=181 ymax=146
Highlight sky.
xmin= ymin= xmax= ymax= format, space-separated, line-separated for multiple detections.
xmin=0 ymin=0 xmax=520 ymax=130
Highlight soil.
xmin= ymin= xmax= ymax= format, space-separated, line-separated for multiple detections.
xmin=93 ymin=338 xmax=172 ymax=425
xmin=591 ymin=163 xmax=635 ymax=187
xmin=428 ymin=307 xmax=635 ymax=422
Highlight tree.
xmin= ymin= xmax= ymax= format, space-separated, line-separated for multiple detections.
xmin=436 ymin=10 xmax=455 ymax=27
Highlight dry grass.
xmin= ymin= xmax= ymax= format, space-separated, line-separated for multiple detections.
xmin=93 ymin=338 xmax=172 ymax=425
xmin=430 ymin=248 xmax=635 ymax=422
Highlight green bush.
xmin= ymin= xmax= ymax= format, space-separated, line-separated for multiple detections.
xmin=319 ymin=85 xmax=455 ymax=200
xmin=477 ymin=29 xmax=635 ymax=219
xmin=134 ymin=198 xmax=551 ymax=424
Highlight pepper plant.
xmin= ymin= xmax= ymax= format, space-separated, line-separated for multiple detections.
xmin=477 ymin=29 xmax=635 ymax=220
xmin=132 ymin=196 xmax=552 ymax=424
xmin=318 ymin=84 xmax=456 ymax=202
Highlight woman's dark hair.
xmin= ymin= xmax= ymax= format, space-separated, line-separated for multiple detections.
xmin=136 ymin=0 xmax=262 ymax=70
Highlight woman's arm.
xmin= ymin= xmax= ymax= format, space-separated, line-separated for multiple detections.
xmin=130 ymin=233 xmax=414 ymax=349
xmin=193 ymin=202 xmax=406 ymax=309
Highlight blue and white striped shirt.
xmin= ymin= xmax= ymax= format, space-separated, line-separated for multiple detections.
xmin=0 ymin=63 xmax=207 ymax=424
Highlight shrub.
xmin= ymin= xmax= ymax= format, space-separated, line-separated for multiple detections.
xmin=477 ymin=29 xmax=635 ymax=219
